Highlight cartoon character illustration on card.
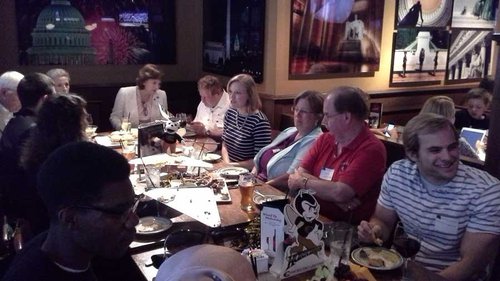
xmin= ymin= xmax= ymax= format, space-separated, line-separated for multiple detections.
xmin=281 ymin=189 xmax=325 ymax=276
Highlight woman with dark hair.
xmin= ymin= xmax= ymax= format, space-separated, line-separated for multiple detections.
xmin=253 ymin=90 xmax=324 ymax=190
xmin=13 ymin=93 xmax=88 ymax=237
xmin=110 ymin=64 xmax=168 ymax=130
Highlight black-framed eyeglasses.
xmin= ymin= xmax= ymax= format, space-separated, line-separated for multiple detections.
xmin=73 ymin=195 xmax=142 ymax=221
xmin=291 ymin=106 xmax=314 ymax=115
xmin=323 ymin=112 xmax=343 ymax=119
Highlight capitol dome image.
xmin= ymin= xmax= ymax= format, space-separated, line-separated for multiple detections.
xmin=28 ymin=0 xmax=95 ymax=65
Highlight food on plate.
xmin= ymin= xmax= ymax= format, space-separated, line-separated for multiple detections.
xmin=137 ymin=220 xmax=163 ymax=232
xmin=367 ymin=257 xmax=385 ymax=267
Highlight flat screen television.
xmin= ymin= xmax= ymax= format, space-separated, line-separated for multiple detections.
xmin=15 ymin=0 xmax=176 ymax=65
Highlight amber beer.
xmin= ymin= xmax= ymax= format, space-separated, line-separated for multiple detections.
xmin=238 ymin=172 xmax=255 ymax=212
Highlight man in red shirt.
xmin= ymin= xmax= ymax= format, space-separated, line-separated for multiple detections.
xmin=288 ymin=86 xmax=386 ymax=224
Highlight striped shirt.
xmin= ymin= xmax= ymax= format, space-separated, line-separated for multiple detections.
xmin=222 ymin=108 xmax=271 ymax=162
xmin=379 ymin=159 xmax=500 ymax=278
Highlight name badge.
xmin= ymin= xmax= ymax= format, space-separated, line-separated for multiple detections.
xmin=319 ymin=168 xmax=334 ymax=180
xmin=434 ymin=215 xmax=459 ymax=235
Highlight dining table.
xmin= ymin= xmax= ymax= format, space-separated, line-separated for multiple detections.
xmin=93 ymin=132 xmax=446 ymax=281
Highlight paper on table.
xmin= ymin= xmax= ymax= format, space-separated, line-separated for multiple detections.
xmin=145 ymin=187 xmax=221 ymax=227
xmin=129 ymin=153 xmax=213 ymax=168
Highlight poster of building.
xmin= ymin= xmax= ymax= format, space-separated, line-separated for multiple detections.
xmin=15 ymin=0 xmax=176 ymax=65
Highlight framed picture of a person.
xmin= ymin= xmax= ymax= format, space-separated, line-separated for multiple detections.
xmin=396 ymin=0 xmax=453 ymax=28
xmin=451 ymin=0 xmax=499 ymax=29
xmin=390 ymin=28 xmax=449 ymax=87
xmin=289 ymin=0 xmax=385 ymax=78
xmin=445 ymin=29 xmax=493 ymax=84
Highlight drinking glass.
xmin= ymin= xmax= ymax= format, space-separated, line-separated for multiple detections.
xmin=121 ymin=117 xmax=132 ymax=132
xmin=238 ymin=172 xmax=255 ymax=212
xmin=392 ymin=222 xmax=421 ymax=280
xmin=85 ymin=125 xmax=98 ymax=139
xmin=176 ymin=113 xmax=187 ymax=128
xmin=330 ymin=224 xmax=353 ymax=266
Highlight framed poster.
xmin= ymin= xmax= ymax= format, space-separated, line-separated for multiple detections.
xmin=289 ymin=0 xmax=385 ymax=79
xmin=396 ymin=0 xmax=453 ymax=28
xmin=445 ymin=29 xmax=493 ymax=84
xmin=451 ymin=0 xmax=499 ymax=29
xmin=15 ymin=0 xmax=176 ymax=65
xmin=390 ymin=29 xmax=450 ymax=87
xmin=202 ymin=0 xmax=265 ymax=83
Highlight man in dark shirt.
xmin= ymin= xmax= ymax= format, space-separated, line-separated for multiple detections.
xmin=3 ymin=142 xmax=139 ymax=281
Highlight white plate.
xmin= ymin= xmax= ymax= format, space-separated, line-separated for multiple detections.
xmin=351 ymin=247 xmax=403 ymax=270
xmin=135 ymin=216 xmax=172 ymax=235
xmin=203 ymin=153 xmax=222 ymax=162
xmin=216 ymin=167 xmax=249 ymax=179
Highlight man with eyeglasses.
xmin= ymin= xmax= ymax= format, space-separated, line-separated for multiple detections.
xmin=3 ymin=142 xmax=139 ymax=281
xmin=288 ymin=86 xmax=386 ymax=224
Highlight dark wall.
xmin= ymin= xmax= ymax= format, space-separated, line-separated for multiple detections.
xmin=74 ymin=81 xmax=199 ymax=132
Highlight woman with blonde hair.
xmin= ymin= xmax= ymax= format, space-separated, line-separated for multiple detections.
xmin=221 ymin=74 xmax=271 ymax=169
xmin=420 ymin=95 xmax=478 ymax=159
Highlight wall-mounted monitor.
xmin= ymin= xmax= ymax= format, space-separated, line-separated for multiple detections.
xmin=15 ymin=0 xmax=176 ymax=65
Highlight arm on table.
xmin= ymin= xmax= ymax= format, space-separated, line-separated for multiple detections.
xmin=438 ymin=232 xmax=499 ymax=281
xmin=110 ymin=88 xmax=126 ymax=130
xmin=288 ymin=167 xmax=356 ymax=203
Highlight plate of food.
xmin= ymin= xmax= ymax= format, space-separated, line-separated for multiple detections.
xmin=203 ymin=153 xmax=222 ymax=163
xmin=216 ymin=167 xmax=249 ymax=180
xmin=135 ymin=216 xmax=172 ymax=236
xmin=351 ymin=247 xmax=403 ymax=270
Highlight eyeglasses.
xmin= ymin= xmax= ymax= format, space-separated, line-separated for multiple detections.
xmin=73 ymin=195 xmax=142 ymax=222
xmin=292 ymin=106 xmax=315 ymax=115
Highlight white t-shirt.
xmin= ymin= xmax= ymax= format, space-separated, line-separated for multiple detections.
xmin=193 ymin=91 xmax=230 ymax=131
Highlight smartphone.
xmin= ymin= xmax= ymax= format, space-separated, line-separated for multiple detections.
xmin=384 ymin=124 xmax=395 ymax=137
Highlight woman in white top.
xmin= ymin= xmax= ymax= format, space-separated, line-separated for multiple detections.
xmin=110 ymin=64 xmax=168 ymax=130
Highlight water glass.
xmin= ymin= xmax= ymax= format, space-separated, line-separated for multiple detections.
xmin=330 ymin=224 xmax=353 ymax=266
xmin=145 ymin=166 xmax=161 ymax=188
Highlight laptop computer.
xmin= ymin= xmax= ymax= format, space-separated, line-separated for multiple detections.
xmin=460 ymin=127 xmax=487 ymax=153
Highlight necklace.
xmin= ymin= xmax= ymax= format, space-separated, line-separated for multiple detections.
xmin=235 ymin=111 xmax=249 ymax=130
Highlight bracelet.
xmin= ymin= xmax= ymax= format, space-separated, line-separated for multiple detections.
xmin=302 ymin=177 xmax=309 ymax=189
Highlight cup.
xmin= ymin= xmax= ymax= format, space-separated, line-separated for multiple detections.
xmin=238 ymin=172 xmax=255 ymax=212
xmin=146 ymin=166 xmax=161 ymax=188
xmin=85 ymin=125 xmax=98 ymax=139
xmin=121 ymin=117 xmax=131 ymax=132
xmin=122 ymin=143 xmax=136 ymax=161
xmin=329 ymin=224 xmax=353 ymax=265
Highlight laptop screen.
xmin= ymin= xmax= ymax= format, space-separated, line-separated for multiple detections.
xmin=460 ymin=128 xmax=486 ymax=153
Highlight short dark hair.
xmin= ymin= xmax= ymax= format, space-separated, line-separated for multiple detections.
xmin=403 ymin=113 xmax=459 ymax=157
xmin=37 ymin=142 xmax=131 ymax=219
xmin=136 ymin=64 xmax=162 ymax=90
xmin=293 ymin=90 xmax=324 ymax=126
xmin=327 ymin=86 xmax=369 ymax=120
xmin=17 ymin=73 xmax=55 ymax=108
xmin=198 ymin=75 xmax=223 ymax=95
